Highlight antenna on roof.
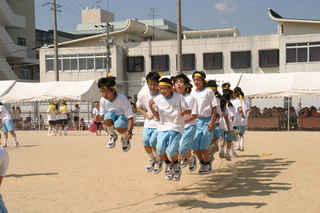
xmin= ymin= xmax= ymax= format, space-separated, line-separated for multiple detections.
xmin=148 ymin=7 xmax=160 ymax=41
xmin=94 ymin=0 xmax=101 ymax=9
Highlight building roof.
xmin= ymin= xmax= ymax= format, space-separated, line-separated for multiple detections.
xmin=268 ymin=8 xmax=320 ymax=24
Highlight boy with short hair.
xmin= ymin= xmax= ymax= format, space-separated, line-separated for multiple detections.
xmin=98 ymin=75 xmax=135 ymax=152
xmin=136 ymin=72 xmax=162 ymax=173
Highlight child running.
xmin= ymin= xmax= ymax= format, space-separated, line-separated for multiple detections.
xmin=191 ymin=71 xmax=219 ymax=175
xmin=98 ymin=75 xmax=135 ymax=152
xmin=174 ymin=74 xmax=198 ymax=174
xmin=232 ymin=87 xmax=250 ymax=151
xmin=136 ymin=72 xmax=162 ymax=174
xmin=218 ymin=88 xmax=236 ymax=161
xmin=0 ymin=102 xmax=19 ymax=147
xmin=149 ymin=78 xmax=191 ymax=181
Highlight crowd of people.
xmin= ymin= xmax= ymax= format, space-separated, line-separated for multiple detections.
xmin=248 ymin=104 xmax=320 ymax=129
xmin=92 ymin=72 xmax=250 ymax=181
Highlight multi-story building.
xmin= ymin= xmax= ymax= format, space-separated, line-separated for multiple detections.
xmin=38 ymin=8 xmax=320 ymax=106
xmin=0 ymin=0 xmax=39 ymax=81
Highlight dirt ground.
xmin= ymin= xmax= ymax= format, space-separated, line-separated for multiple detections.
xmin=1 ymin=127 xmax=320 ymax=213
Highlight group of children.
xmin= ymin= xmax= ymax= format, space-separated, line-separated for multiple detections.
xmin=97 ymin=72 xmax=249 ymax=181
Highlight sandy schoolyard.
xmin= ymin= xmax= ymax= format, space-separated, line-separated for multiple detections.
xmin=1 ymin=128 xmax=320 ymax=213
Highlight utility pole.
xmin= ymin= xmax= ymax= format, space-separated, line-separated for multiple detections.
xmin=42 ymin=1 xmax=61 ymax=81
xmin=95 ymin=23 xmax=113 ymax=76
xmin=148 ymin=7 xmax=160 ymax=41
xmin=177 ymin=0 xmax=182 ymax=74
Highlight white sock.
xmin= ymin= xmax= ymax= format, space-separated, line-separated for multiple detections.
xmin=48 ymin=127 xmax=51 ymax=134
xmin=3 ymin=139 xmax=7 ymax=145
xmin=152 ymin=149 xmax=161 ymax=161
xmin=59 ymin=127 xmax=62 ymax=134
xmin=235 ymin=135 xmax=239 ymax=147
xmin=120 ymin=134 xmax=127 ymax=142
xmin=148 ymin=152 xmax=155 ymax=161
xmin=13 ymin=137 xmax=18 ymax=143
xmin=187 ymin=156 xmax=194 ymax=162
xmin=240 ymin=135 xmax=244 ymax=148
xmin=64 ymin=127 xmax=67 ymax=134
xmin=220 ymin=146 xmax=225 ymax=152
xmin=106 ymin=125 xmax=116 ymax=136
xmin=226 ymin=149 xmax=230 ymax=154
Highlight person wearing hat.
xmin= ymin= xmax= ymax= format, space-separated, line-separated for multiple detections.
xmin=98 ymin=75 xmax=135 ymax=152
xmin=47 ymin=102 xmax=57 ymax=136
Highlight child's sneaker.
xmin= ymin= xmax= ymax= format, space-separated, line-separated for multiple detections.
xmin=173 ymin=163 xmax=182 ymax=175
xmin=180 ymin=157 xmax=188 ymax=168
xmin=153 ymin=160 xmax=163 ymax=174
xmin=189 ymin=155 xmax=197 ymax=172
xmin=232 ymin=151 xmax=238 ymax=158
xmin=203 ymin=164 xmax=212 ymax=174
xmin=219 ymin=152 xmax=225 ymax=158
xmin=107 ymin=134 xmax=118 ymax=148
xmin=146 ymin=160 xmax=155 ymax=172
xmin=225 ymin=153 xmax=232 ymax=161
xmin=166 ymin=174 xmax=173 ymax=180
xmin=14 ymin=142 xmax=19 ymax=147
xmin=165 ymin=163 xmax=173 ymax=175
xmin=121 ymin=136 xmax=131 ymax=152
xmin=173 ymin=174 xmax=181 ymax=181
xmin=198 ymin=164 xmax=205 ymax=175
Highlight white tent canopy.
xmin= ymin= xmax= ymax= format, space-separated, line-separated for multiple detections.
xmin=239 ymin=72 xmax=320 ymax=98
xmin=0 ymin=80 xmax=16 ymax=97
xmin=0 ymin=80 xmax=101 ymax=103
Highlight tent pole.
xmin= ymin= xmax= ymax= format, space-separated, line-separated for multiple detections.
xmin=287 ymin=97 xmax=290 ymax=131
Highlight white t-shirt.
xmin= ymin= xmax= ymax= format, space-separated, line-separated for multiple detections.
xmin=231 ymin=97 xmax=250 ymax=126
xmin=0 ymin=146 xmax=9 ymax=177
xmin=59 ymin=107 xmax=68 ymax=120
xmin=191 ymin=88 xmax=218 ymax=118
xmin=0 ymin=105 xmax=12 ymax=123
xmin=136 ymin=91 xmax=160 ymax=128
xmin=152 ymin=92 xmax=190 ymax=134
xmin=183 ymin=93 xmax=198 ymax=129
xmin=47 ymin=108 xmax=57 ymax=121
xmin=73 ymin=108 xmax=80 ymax=117
xmin=219 ymin=104 xmax=236 ymax=131
xmin=93 ymin=108 xmax=100 ymax=115
xmin=99 ymin=93 xmax=135 ymax=120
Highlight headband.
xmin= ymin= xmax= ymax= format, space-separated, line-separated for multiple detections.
xmin=223 ymin=85 xmax=230 ymax=90
xmin=207 ymin=87 xmax=217 ymax=90
xmin=100 ymin=86 xmax=115 ymax=90
xmin=176 ymin=78 xmax=185 ymax=82
xmin=159 ymin=82 xmax=172 ymax=87
xmin=193 ymin=73 xmax=205 ymax=79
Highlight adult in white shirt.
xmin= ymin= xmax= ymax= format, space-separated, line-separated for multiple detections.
xmin=136 ymin=72 xmax=162 ymax=174
xmin=149 ymin=78 xmax=191 ymax=181
xmin=0 ymin=102 xmax=19 ymax=147
xmin=98 ymin=76 xmax=135 ymax=152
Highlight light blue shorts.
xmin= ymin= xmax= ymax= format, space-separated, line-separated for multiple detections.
xmin=2 ymin=120 xmax=14 ymax=133
xmin=234 ymin=125 xmax=246 ymax=134
xmin=142 ymin=128 xmax=158 ymax=147
xmin=104 ymin=112 xmax=128 ymax=129
xmin=157 ymin=130 xmax=181 ymax=157
xmin=191 ymin=117 xmax=215 ymax=151
xmin=220 ymin=129 xmax=235 ymax=141
xmin=179 ymin=124 xmax=196 ymax=155
xmin=213 ymin=125 xmax=221 ymax=139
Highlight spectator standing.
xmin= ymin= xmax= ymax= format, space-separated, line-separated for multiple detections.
xmin=0 ymin=102 xmax=19 ymax=147
xmin=72 ymin=104 xmax=80 ymax=130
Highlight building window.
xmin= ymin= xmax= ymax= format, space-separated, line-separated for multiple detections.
xmin=21 ymin=66 xmax=33 ymax=80
xmin=259 ymin=49 xmax=279 ymax=67
xmin=18 ymin=37 xmax=26 ymax=46
xmin=286 ymin=42 xmax=320 ymax=63
xmin=127 ymin=56 xmax=144 ymax=72
xmin=231 ymin=51 xmax=251 ymax=68
xmin=45 ymin=54 xmax=108 ymax=72
xmin=151 ymin=55 xmax=169 ymax=71
xmin=177 ymin=54 xmax=195 ymax=71
xmin=203 ymin=52 xmax=223 ymax=69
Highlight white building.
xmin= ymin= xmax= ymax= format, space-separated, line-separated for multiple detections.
xmin=0 ymin=0 xmax=39 ymax=81
xmin=39 ymin=8 xmax=320 ymax=106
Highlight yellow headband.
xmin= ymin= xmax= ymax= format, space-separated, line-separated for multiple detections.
xmin=207 ymin=87 xmax=217 ymax=90
xmin=147 ymin=79 xmax=158 ymax=82
xmin=176 ymin=78 xmax=185 ymax=82
xmin=159 ymin=82 xmax=172 ymax=87
xmin=194 ymin=73 xmax=205 ymax=79
xmin=100 ymin=86 xmax=115 ymax=90
xmin=223 ymin=85 xmax=230 ymax=90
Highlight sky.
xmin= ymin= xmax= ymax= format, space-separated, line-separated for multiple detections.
xmin=34 ymin=0 xmax=320 ymax=36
